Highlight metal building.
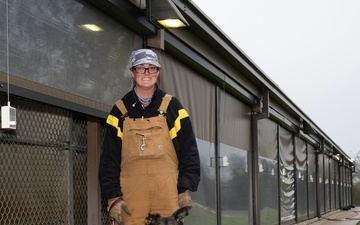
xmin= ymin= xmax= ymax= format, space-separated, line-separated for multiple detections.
xmin=0 ymin=0 xmax=354 ymax=224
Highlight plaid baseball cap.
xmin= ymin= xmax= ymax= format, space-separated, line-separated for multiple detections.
xmin=130 ymin=49 xmax=161 ymax=68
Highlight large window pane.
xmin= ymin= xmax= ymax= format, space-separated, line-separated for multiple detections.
xmin=330 ymin=158 xmax=335 ymax=210
xmin=279 ymin=127 xmax=295 ymax=224
xmin=295 ymin=137 xmax=308 ymax=221
xmin=188 ymin=139 xmax=217 ymax=225
xmin=318 ymin=154 xmax=325 ymax=213
xmin=307 ymin=144 xmax=317 ymax=218
xmin=324 ymin=154 xmax=330 ymax=212
xmin=258 ymin=119 xmax=278 ymax=225
xmin=161 ymin=52 xmax=217 ymax=224
xmin=2 ymin=0 xmax=140 ymax=105
xmin=219 ymin=90 xmax=251 ymax=224
xmin=220 ymin=144 xmax=250 ymax=225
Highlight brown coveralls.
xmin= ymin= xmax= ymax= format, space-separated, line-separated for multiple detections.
xmin=117 ymin=95 xmax=179 ymax=225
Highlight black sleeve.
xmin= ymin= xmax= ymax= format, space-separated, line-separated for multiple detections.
xmin=167 ymin=97 xmax=201 ymax=193
xmin=99 ymin=106 xmax=123 ymax=200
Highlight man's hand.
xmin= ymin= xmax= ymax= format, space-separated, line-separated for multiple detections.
xmin=108 ymin=197 xmax=132 ymax=225
xmin=178 ymin=190 xmax=193 ymax=208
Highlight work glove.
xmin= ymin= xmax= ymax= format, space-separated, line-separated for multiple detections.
xmin=108 ymin=197 xmax=132 ymax=225
xmin=178 ymin=190 xmax=193 ymax=208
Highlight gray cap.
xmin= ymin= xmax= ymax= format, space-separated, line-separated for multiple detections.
xmin=130 ymin=49 xmax=161 ymax=68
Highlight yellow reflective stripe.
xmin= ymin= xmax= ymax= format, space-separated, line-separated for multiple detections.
xmin=106 ymin=114 xmax=123 ymax=139
xmin=169 ymin=109 xmax=189 ymax=140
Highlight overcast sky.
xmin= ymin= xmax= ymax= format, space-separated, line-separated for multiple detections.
xmin=192 ymin=0 xmax=360 ymax=157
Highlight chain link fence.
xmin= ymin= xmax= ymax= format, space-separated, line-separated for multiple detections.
xmin=0 ymin=93 xmax=90 ymax=224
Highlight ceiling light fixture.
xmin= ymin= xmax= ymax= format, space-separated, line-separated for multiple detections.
xmin=78 ymin=24 xmax=104 ymax=32
xmin=148 ymin=0 xmax=189 ymax=29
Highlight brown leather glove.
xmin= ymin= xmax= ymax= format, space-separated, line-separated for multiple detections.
xmin=178 ymin=190 xmax=193 ymax=208
xmin=108 ymin=197 xmax=132 ymax=225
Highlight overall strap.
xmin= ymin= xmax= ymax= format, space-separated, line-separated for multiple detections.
xmin=158 ymin=94 xmax=172 ymax=115
xmin=115 ymin=100 xmax=128 ymax=118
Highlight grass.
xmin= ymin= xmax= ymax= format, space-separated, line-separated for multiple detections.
xmin=185 ymin=205 xmax=280 ymax=225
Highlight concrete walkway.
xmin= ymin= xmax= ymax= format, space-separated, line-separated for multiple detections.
xmin=297 ymin=207 xmax=360 ymax=225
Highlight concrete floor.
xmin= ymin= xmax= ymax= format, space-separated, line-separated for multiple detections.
xmin=296 ymin=207 xmax=360 ymax=225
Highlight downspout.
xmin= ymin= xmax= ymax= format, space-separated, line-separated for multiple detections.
xmin=251 ymin=89 xmax=269 ymax=225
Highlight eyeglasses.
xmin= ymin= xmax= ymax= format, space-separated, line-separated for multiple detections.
xmin=132 ymin=66 xmax=159 ymax=74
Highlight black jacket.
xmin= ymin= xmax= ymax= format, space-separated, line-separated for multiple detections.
xmin=99 ymin=85 xmax=200 ymax=200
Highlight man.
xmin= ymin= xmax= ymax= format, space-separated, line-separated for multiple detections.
xmin=99 ymin=48 xmax=200 ymax=225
